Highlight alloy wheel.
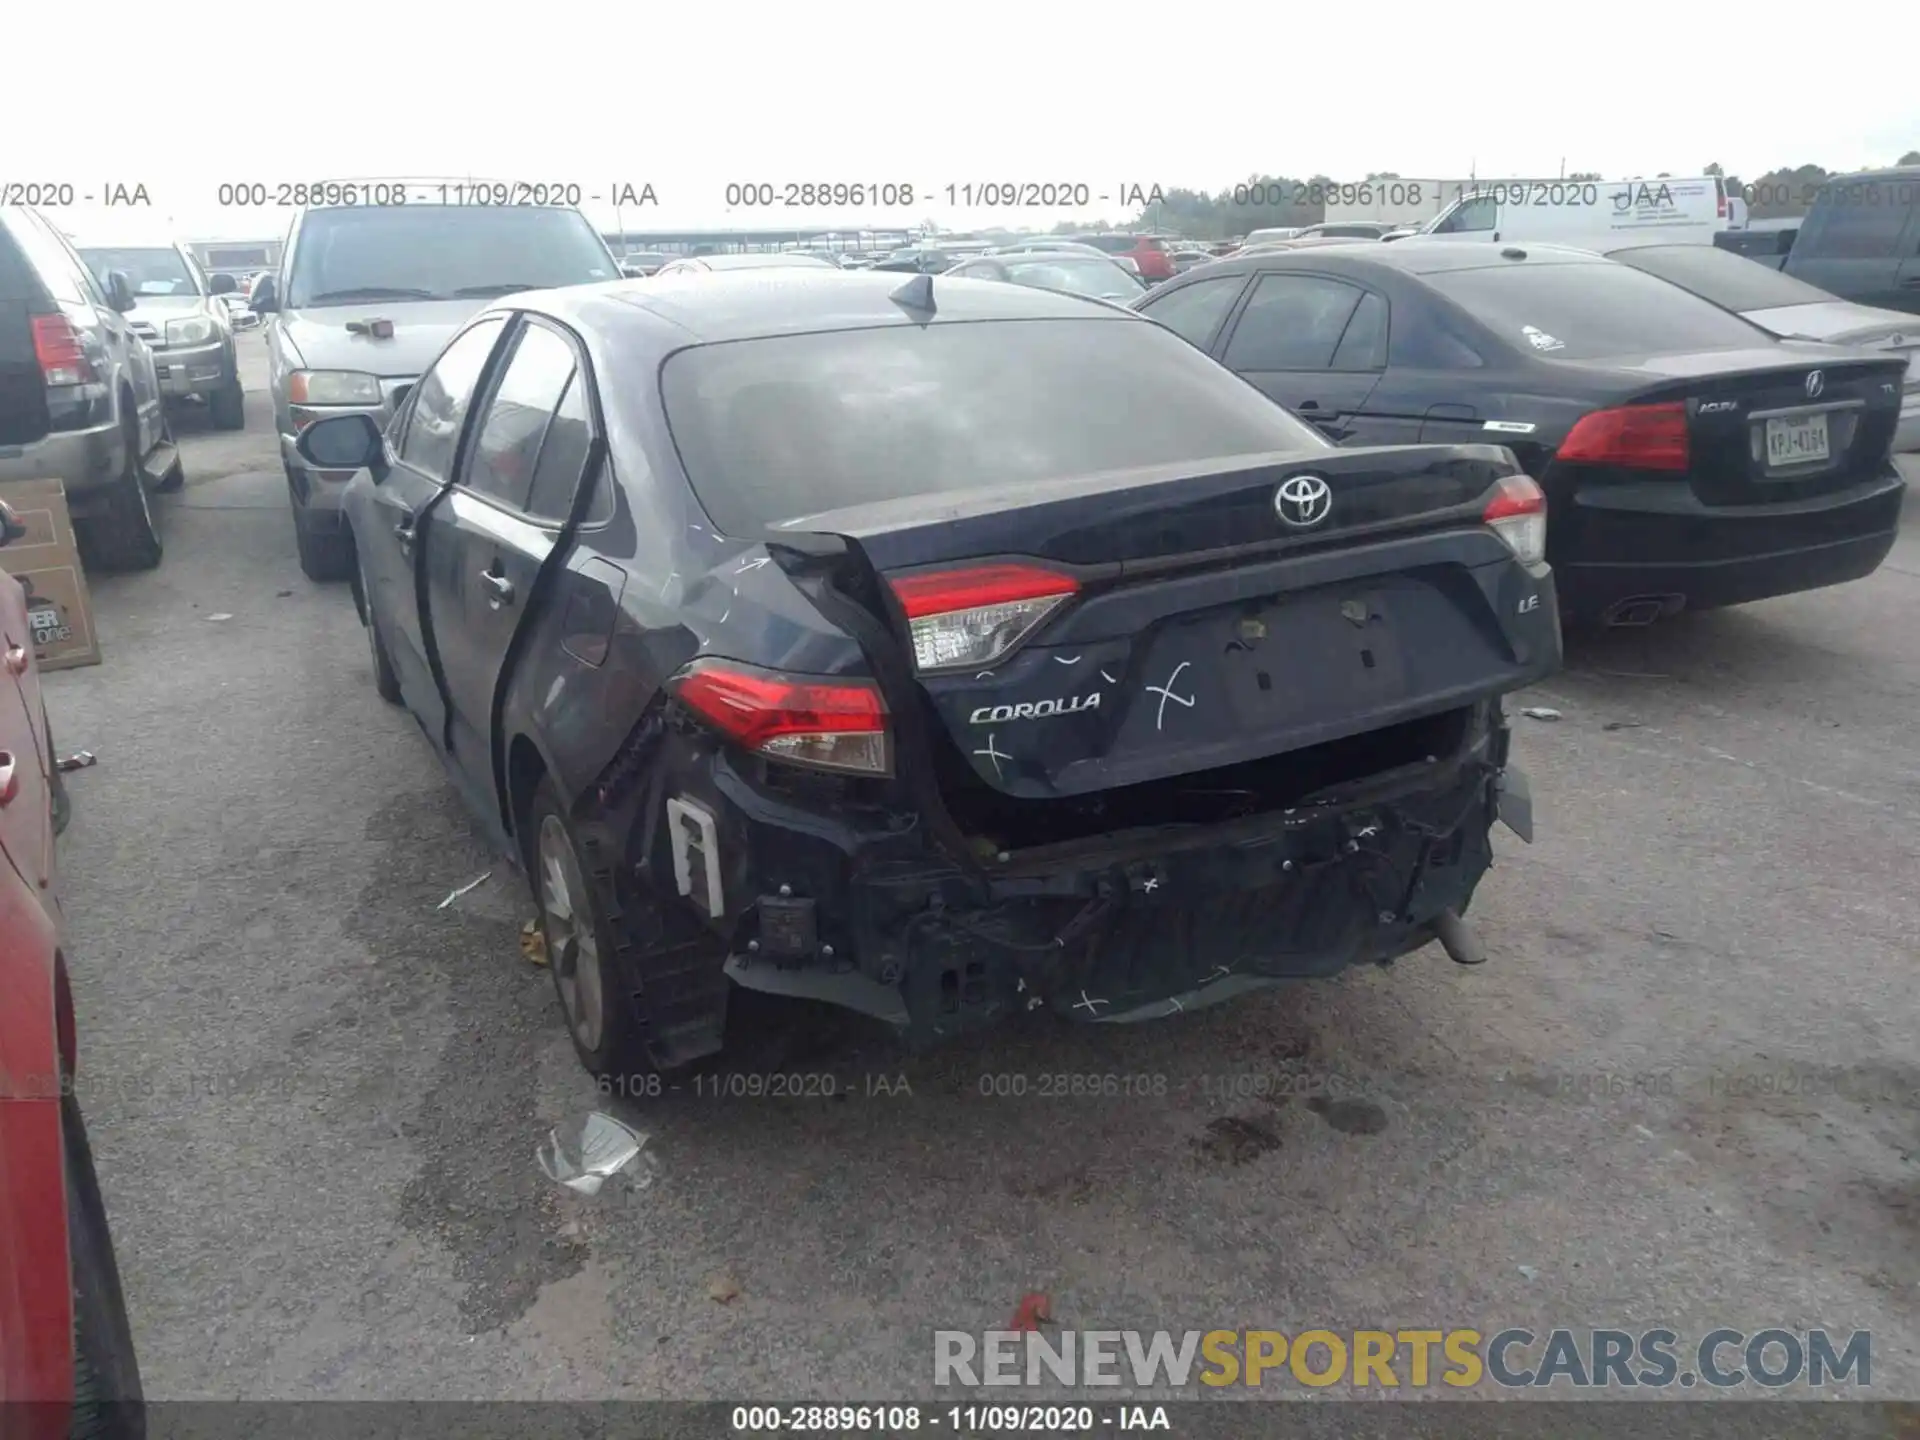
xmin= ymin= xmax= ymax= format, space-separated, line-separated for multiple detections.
xmin=538 ymin=815 xmax=605 ymax=1052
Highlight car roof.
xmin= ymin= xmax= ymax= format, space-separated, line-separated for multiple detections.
xmin=685 ymin=253 xmax=837 ymax=270
xmin=1211 ymin=237 xmax=1609 ymax=277
xmin=535 ymin=269 xmax=1138 ymax=344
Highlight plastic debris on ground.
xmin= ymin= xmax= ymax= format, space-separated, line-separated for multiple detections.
xmin=707 ymin=1272 xmax=743 ymax=1305
xmin=56 ymin=752 xmax=97 ymax=772
xmin=1519 ymin=707 xmax=1562 ymax=722
xmin=1010 ymin=1293 xmax=1053 ymax=1331
xmin=205 ymin=613 xmax=234 ymax=622
xmin=520 ymin=918 xmax=549 ymax=966
xmin=1517 ymin=1264 xmax=1539 ymax=1281
xmin=538 ymin=1111 xmax=659 ymax=1197
xmin=1603 ymin=721 xmax=1644 ymax=731
xmin=436 ymin=868 xmax=493 ymax=909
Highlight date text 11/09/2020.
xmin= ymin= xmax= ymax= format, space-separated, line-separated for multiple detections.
xmin=729 ymin=1405 xmax=1173 ymax=1432
xmin=211 ymin=181 xmax=659 ymax=208
xmin=719 ymin=183 xmax=1168 ymax=210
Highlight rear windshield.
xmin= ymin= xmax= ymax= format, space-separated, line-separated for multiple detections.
xmin=78 ymin=246 xmax=197 ymax=296
xmin=661 ymin=318 xmax=1329 ymax=534
xmin=1424 ymin=260 xmax=1768 ymax=359
xmin=1610 ymin=244 xmax=1834 ymax=311
xmin=286 ymin=205 xmax=617 ymax=308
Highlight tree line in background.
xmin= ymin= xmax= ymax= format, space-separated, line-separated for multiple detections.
xmin=1041 ymin=154 xmax=1920 ymax=239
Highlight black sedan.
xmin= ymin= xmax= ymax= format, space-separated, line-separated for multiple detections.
xmin=943 ymin=250 xmax=1146 ymax=303
xmin=298 ymin=268 xmax=1556 ymax=1077
xmin=1132 ymin=239 xmax=1909 ymax=627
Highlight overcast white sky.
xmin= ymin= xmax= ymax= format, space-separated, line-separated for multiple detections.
xmin=4 ymin=1 xmax=1913 ymax=241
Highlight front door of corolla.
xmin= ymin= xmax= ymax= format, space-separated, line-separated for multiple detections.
xmin=348 ymin=315 xmax=513 ymax=742
xmin=1213 ymin=273 xmax=1384 ymax=441
xmin=418 ymin=319 xmax=593 ymax=832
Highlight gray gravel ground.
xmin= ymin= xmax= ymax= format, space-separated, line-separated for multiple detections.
xmin=40 ymin=335 xmax=1920 ymax=1407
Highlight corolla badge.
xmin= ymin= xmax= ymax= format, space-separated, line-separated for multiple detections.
xmin=969 ymin=693 xmax=1101 ymax=725
xmin=1275 ymin=474 xmax=1333 ymax=528
xmin=1805 ymin=370 xmax=1825 ymax=399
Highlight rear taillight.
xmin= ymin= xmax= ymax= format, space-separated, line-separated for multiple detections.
xmin=887 ymin=563 xmax=1079 ymax=672
xmin=32 ymin=315 xmax=94 ymax=387
xmin=1556 ymin=402 xmax=1690 ymax=472
xmin=1483 ymin=473 xmax=1547 ymax=567
xmin=670 ymin=659 xmax=890 ymax=775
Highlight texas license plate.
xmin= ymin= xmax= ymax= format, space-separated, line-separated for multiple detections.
xmin=1765 ymin=412 xmax=1830 ymax=467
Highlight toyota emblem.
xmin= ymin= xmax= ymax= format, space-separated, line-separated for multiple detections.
xmin=1275 ymin=474 xmax=1333 ymax=529
xmin=1805 ymin=370 xmax=1825 ymax=399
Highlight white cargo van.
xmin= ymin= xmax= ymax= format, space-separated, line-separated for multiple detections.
xmin=1420 ymin=176 xmax=1730 ymax=246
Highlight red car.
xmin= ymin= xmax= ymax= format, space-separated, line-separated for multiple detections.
xmin=0 ymin=497 xmax=143 ymax=1439
xmin=1073 ymin=233 xmax=1177 ymax=282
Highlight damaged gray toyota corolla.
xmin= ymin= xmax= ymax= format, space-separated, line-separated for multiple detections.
xmin=307 ymin=268 xmax=1560 ymax=1079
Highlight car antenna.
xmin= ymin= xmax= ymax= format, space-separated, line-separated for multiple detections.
xmin=890 ymin=272 xmax=936 ymax=319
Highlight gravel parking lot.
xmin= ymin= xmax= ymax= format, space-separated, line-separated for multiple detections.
xmin=41 ymin=334 xmax=1920 ymax=1402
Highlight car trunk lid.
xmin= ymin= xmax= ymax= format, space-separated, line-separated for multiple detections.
xmin=774 ymin=444 xmax=1559 ymax=802
xmin=1557 ymin=350 xmax=1906 ymax=505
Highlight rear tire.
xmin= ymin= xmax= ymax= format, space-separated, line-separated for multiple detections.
xmin=527 ymin=777 xmax=650 ymax=1081
xmin=208 ymin=377 xmax=245 ymax=432
xmin=291 ymin=495 xmax=352 ymax=583
xmin=80 ymin=412 xmax=162 ymax=571
xmin=64 ymin=1094 xmax=145 ymax=1440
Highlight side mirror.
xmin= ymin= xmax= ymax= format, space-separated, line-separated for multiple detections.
xmin=105 ymin=271 xmax=137 ymax=313
xmin=620 ymin=264 xmax=646 ymax=279
xmin=295 ymin=413 xmax=387 ymax=477
xmin=250 ymin=274 xmax=280 ymax=314
xmin=0 ymin=499 xmax=25 ymax=548
xmin=209 ymin=272 xmax=237 ymax=296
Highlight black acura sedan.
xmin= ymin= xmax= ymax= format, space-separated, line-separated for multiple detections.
xmin=1133 ymin=240 xmax=1909 ymax=627
xmin=297 ymin=269 xmax=1558 ymax=1078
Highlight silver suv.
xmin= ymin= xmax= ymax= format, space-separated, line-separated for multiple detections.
xmin=248 ymin=191 xmax=622 ymax=581
xmin=0 ymin=207 xmax=180 ymax=569
xmin=75 ymin=240 xmax=244 ymax=430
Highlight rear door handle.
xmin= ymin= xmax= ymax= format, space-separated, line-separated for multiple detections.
xmin=393 ymin=518 xmax=416 ymax=555
xmin=479 ymin=569 xmax=514 ymax=607
xmin=0 ymin=751 xmax=16 ymax=807
xmin=1901 ymin=277 xmax=1920 ymax=288
xmin=5 ymin=643 xmax=27 ymax=677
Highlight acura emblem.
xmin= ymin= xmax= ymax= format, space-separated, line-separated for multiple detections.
xmin=1275 ymin=474 xmax=1333 ymax=529
xmin=1805 ymin=370 xmax=1825 ymax=399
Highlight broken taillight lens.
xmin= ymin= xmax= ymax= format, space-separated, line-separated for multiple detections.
xmin=32 ymin=315 xmax=94 ymax=387
xmin=887 ymin=563 xmax=1079 ymax=672
xmin=1482 ymin=473 xmax=1547 ymax=567
xmin=670 ymin=659 xmax=890 ymax=776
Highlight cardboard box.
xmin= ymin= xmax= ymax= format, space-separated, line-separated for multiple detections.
xmin=0 ymin=479 xmax=101 ymax=672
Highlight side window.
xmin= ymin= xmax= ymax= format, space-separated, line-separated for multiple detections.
xmin=1436 ymin=196 xmax=1497 ymax=234
xmin=461 ymin=323 xmax=576 ymax=510
xmin=12 ymin=212 xmax=89 ymax=305
xmin=525 ymin=372 xmax=597 ymax=522
xmin=1222 ymin=274 xmax=1365 ymax=370
xmin=1138 ymin=275 xmax=1246 ymax=350
xmin=1390 ymin=307 xmax=1488 ymax=370
xmin=1806 ymin=186 xmax=1915 ymax=260
xmin=1329 ymin=291 xmax=1388 ymax=370
xmin=398 ymin=317 xmax=509 ymax=482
